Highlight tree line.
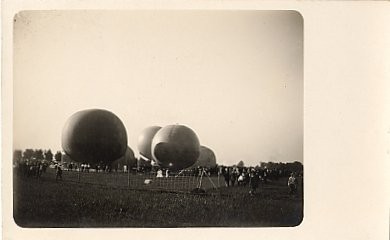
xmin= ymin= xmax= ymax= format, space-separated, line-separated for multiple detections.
xmin=13 ymin=149 xmax=303 ymax=177
xmin=13 ymin=149 xmax=62 ymax=164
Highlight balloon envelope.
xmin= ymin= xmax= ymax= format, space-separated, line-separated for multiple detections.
xmin=61 ymin=109 xmax=127 ymax=164
xmin=137 ymin=126 xmax=162 ymax=161
xmin=191 ymin=146 xmax=217 ymax=168
xmin=61 ymin=153 xmax=72 ymax=164
xmin=151 ymin=125 xmax=200 ymax=170
xmin=111 ymin=146 xmax=137 ymax=169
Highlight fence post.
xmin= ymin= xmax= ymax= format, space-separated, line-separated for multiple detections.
xmin=127 ymin=167 xmax=130 ymax=188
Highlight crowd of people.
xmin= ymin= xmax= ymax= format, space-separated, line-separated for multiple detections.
xmin=14 ymin=158 xmax=66 ymax=182
xmin=15 ymin=159 xmax=48 ymax=179
xmin=218 ymin=166 xmax=300 ymax=196
xmin=62 ymin=162 xmax=118 ymax=173
xmin=14 ymin=157 xmax=301 ymax=196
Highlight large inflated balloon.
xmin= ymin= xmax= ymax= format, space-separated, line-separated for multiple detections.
xmin=191 ymin=146 xmax=217 ymax=168
xmin=61 ymin=109 xmax=127 ymax=164
xmin=61 ymin=153 xmax=73 ymax=164
xmin=111 ymin=146 xmax=137 ymax=169
xmin=152 ymin=125 xmax=200 ymax=171
xmin=137 ymin=126 xmax=162 ymax=161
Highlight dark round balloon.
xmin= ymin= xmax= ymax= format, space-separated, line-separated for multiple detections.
xmin=61 ymin=109 xmax=128 ymax=164
xmin=151 ymin=125 xmax=200 ymax=171
xmin=191 ymin=146 xmax=217 ymax=168
xmin=137 ymin=126 xmax=162 ymax=161
xmin=61 ymin=153 xmax=73 ymax=164
xmin=111 ymin=146 xmax=137 ymax=169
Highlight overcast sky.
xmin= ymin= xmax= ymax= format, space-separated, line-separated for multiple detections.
xmin=13 ymin=10 xmax=303 ymax=166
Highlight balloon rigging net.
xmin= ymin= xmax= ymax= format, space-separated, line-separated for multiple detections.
xmin=53 ymin=169 xmax=220 ymax=193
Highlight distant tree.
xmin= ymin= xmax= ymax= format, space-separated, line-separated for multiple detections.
xmin=44 ymin=149 xmax=53 ymax=161
xmin=23 ymin=149 xmax=34 ymax=160
xmin=237 ymin=160 xmax=244 ymax=168
xmin=267 ymin=161 xmax=276 ymax=169
xmin=290 ymin=161 xmax=303 ymax=173
xmin=33 ymin=149 xmax=44 ymax=160
xmin=13 ymin=150 xmax=23 ymax=164
xmin=54 ymin=151 xmax=62 ymax=163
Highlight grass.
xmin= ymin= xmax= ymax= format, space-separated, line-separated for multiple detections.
xmin=13 ymin=168 xmax=303 ymax=228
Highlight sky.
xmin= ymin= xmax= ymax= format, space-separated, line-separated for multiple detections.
xmin=13 ymin=10 xmax=303 ymax=166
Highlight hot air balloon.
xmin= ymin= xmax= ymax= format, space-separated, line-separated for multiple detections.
xmin=151 ymin=125 xmax=200 ymax=171
xmin=111 ymin=146 xmax=137 ymax=171
xmin=61 ymin=109 xmax=127 ymax=165
xmin=137 ymin=126 xmax=162 ymax=161
xmin=191 ymin=146 xmax=217 ymax=168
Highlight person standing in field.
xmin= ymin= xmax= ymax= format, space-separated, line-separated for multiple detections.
xmin=249 ymin=169 xmax=260 ymax=196
xmin=230 ymin=168 xmax=238 ymax=186
xmin=287 ymin=172 xmax=298 ymax=195
xmin=223 ymin=168 xmax=230 ymax=187
xmin=156 ymin=169 xmax=163 ymax=178
xmin=263 ymin=169 xmax=268 ymax=184
xmin=37 ymin=162 xmax=43 ymax=179
xmin=56 ymin=164 xmax=63 ymax=181
xmin=237 ymin=173 xmax=244 ymax=186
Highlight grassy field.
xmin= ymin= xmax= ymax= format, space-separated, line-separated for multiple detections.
xmin=13 ymin=168 xmax=303 ymax=228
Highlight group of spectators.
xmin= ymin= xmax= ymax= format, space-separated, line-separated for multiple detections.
xmin=139 ymin=165 xmax=301 ymax=196
xmin=14 ymin=157 xmax=301 ymax=195
xmin=220 ymin=167 xmax=268 ymax=187
xmin=64 ymin=162 xmax=114 ymax=173
xmin=14 ymin=158 xmax=65 ymax=182
xmin=220 ymin=166 xmax=300 ymax=196
xmin=67 ymin=162 xmax=92 ymax=172
xmin=15 ymin=159 xmax=48 ymax=179
xmin=219 ymin=167 xmax=260 ymax=195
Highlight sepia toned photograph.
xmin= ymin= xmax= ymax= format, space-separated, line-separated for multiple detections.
xmin=12 ymin=10 xmax=303 ymax=228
